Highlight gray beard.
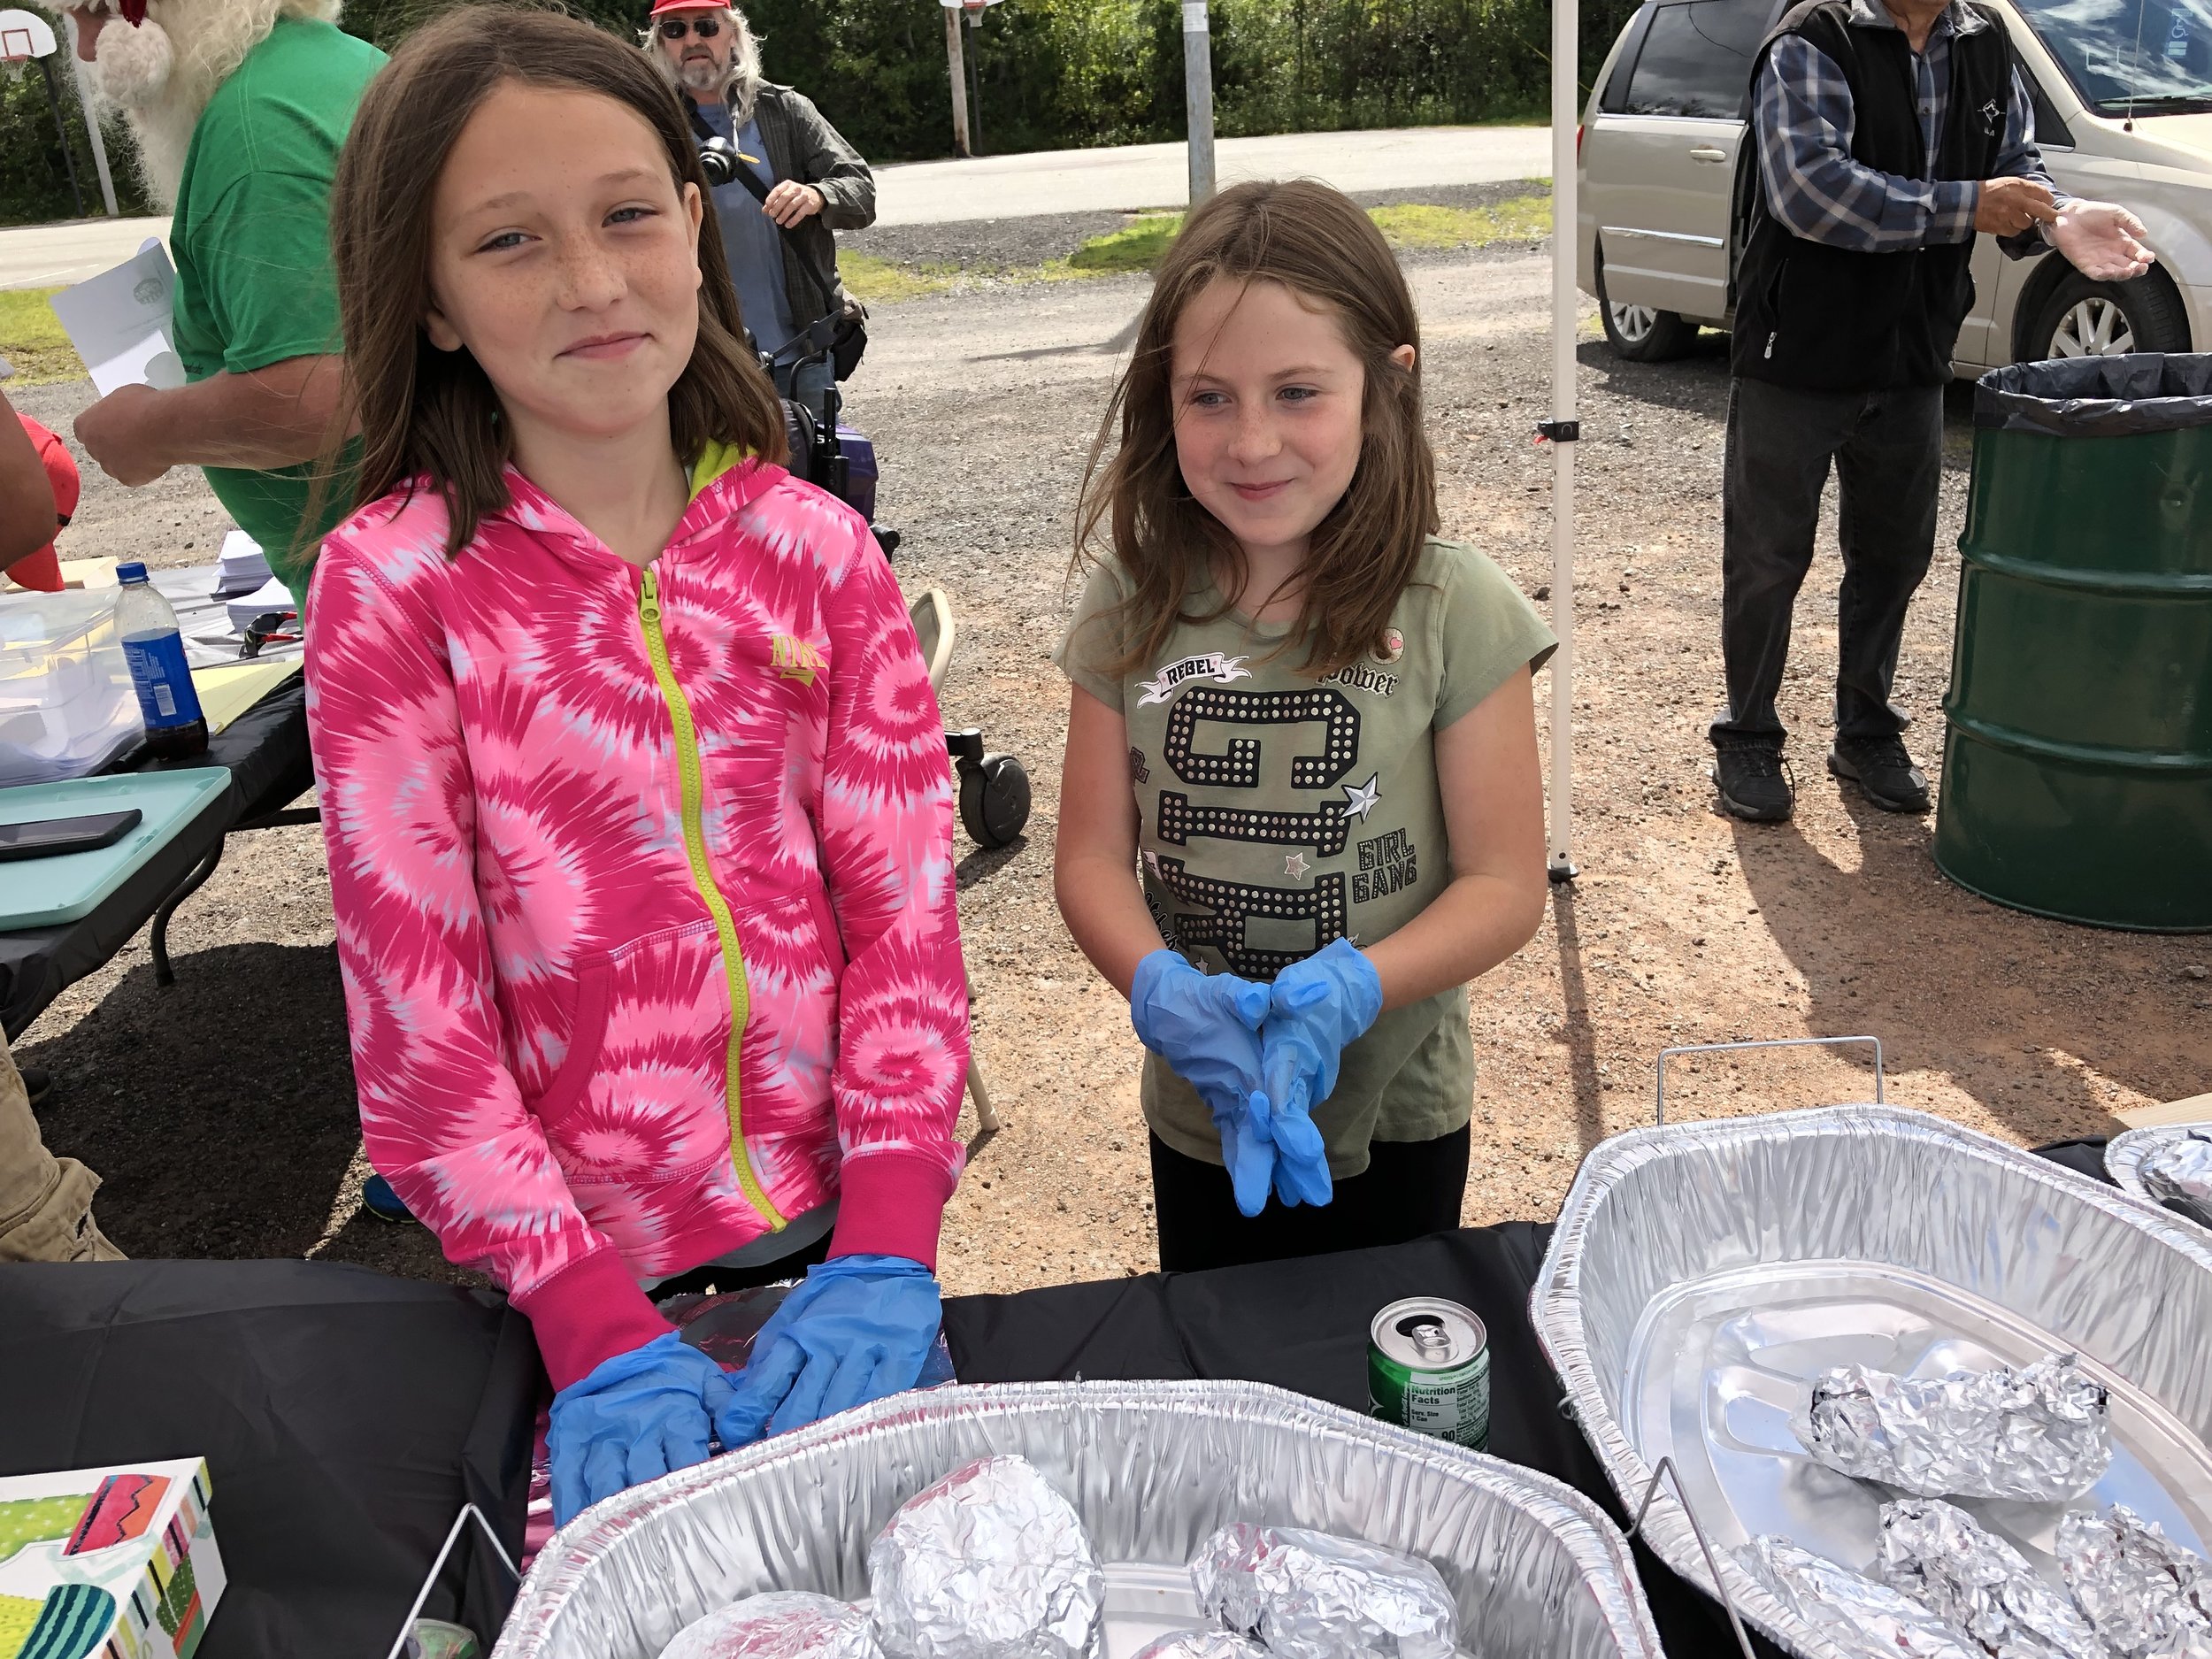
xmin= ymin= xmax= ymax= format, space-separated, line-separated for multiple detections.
xmin=676 ymin=56 xmax=723 ymax=94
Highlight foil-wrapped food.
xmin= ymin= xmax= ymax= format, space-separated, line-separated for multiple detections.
xmin=1794 ymin=1355 xmax=2113 ymax=1502
xmin=2055 ymin=1505 xmax=2212 ymax=1659
xmin=1128 ymin=1635 xmax=1268 ymax=1658
xmin=866 ymin=1455 xmax=1103 ymax=1659
xmin=659 ymin=1593 xmax=883 ymax=1659
xmin=2139 ymin=1133 xmax=2212 ymax=1220
xmin=1876 ymin=1498 xmax=2105 ymax=1659
xmin=1189 ymin=1523 xmax=1458 ymax=1659
xmin=1732 ymin=1534 xmax=1980 ymax=1659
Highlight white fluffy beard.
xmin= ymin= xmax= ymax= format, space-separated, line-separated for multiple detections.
xmin=81 ymin=0 xmax=340 ymax=209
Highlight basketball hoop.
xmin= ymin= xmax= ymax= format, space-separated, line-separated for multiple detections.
xmin=0 ymin=10 xmax=54 ymax=76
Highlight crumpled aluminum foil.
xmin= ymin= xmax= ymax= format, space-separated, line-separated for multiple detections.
xmin=1732 ymin=1535 xmax=1980 ymax=1659
xmin=2140 ymin=1133 xmax=2212 ymax=1217
xmin=1127 ymin=1635 xmax=1267 ymax=1659
xmin=1877 ymin=1498 xmax=2105 ymax=1659
xmin=1189 ymin=1524 xmax=1457 ymax=1659
xmin=865 ymin=1454 xmax=1103 ymax=1659
xmin=658 ymin=1593 xmax=883 ymax=1659
xmin=2055 ymin=1505 xmax=2212 ymax=1659
xmin=1793 ymin=1354 xmax=2113 ymax=1502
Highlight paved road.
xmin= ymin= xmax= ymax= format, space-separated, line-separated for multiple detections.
xmin=872 ymin=125 xmax=1549 ymax=225
xmin=1 ymin=125 xmax=1549 ymax=288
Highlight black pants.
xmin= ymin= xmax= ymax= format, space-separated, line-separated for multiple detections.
xmin=1711 ymin=376 xmax=1945 ymax=749
xmin=1150 ymin=1125 xmax=1471 ymax=1273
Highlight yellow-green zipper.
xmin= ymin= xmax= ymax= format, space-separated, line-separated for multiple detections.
xmin=638 ymin=565 xmax=786 ymax=1231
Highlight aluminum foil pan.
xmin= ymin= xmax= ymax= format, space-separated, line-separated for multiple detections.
xmin=495 ymin=1381 xmax=1665 ymax=1659
xmin=2108 ymin=1125 xmax=2212 ymax=1231
xmin=1531 ymin=1105 xmax=2212 ymax=1659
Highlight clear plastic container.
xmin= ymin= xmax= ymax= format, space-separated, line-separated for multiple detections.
xmin=0 ymin=587 xmax=145 ymax=787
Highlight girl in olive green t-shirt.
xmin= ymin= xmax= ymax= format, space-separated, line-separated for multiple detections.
xmin=1053 ymin=180 xmax=1556 ymax=1274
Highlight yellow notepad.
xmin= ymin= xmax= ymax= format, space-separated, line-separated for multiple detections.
xmin=189 ymin=658 xmax=302 ymax=735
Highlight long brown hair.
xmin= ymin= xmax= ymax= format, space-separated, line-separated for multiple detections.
xmin=325 ymin=4 xmax=786 ymax=557
xmin=1073 ymin=179 xmax=1438 ymax=679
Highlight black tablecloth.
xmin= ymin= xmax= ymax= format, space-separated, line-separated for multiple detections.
xmin=942 ymin=1224 xmax=1785 ymax=1657
xmin=0 ymin=1259 xmax=539 ymax=1659
xmin=0 ymin=678 xmax=311 ymax=1037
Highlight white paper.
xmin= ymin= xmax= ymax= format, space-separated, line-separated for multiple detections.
xmin=226 ymin=576 xmax=295 ymax=632
xmin=49 ymin=242 xmax=180 ymax=398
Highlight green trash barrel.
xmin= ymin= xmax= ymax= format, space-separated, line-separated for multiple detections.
xmin=1936 ymin=354 xmax=2212 ymax=933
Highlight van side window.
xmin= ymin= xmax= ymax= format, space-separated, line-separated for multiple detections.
xmin=1625 ymin=0 xmax=1772 ymax=116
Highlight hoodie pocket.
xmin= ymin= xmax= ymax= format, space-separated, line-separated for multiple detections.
xmin=533 ymin=919 xmax=734 ymax=1186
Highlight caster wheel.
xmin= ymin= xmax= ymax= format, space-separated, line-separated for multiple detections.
xmin=959 ymin=754 xmax=1031 ymax=848
xmin=872 ymin=525 xmax=902 ymax=557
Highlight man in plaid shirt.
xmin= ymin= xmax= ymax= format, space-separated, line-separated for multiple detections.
xmin=1709 ymin=0 xmax=2154 ymax=824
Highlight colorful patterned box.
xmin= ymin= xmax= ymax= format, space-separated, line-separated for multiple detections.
xmin=0 ymin=1460 xmax=223 ymax=1659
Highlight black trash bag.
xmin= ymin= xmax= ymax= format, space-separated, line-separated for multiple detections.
xmin=1976 ymin=352 xmax=2212 ymax=437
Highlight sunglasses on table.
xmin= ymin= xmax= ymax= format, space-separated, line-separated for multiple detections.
xmin=658 ymin=17 xmax=722 ymax=39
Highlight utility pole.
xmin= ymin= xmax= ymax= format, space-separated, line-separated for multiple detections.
xmin=942 ymin=1 xmax=970 ymax=159
xmin=1182 ymin=0 xmax=1214 ymax=204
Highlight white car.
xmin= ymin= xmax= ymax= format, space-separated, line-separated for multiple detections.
xmin=1578 ymin=0 xmax=2212 ymax=367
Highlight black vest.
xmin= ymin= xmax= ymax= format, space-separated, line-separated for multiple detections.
xmin=1731 ymin=0 xmax=2014 ymax=391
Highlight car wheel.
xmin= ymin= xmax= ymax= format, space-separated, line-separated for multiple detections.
xmin=1595 ymin=248 xmax=1699 ymax=363
xmin=2031 ymin=270 xmax=2190 ymax=361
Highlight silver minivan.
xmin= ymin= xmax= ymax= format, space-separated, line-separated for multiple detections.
xmin=1578 ymin=0 xmax=2212 ymax=367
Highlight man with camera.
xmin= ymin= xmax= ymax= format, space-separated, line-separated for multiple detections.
xmin=646 ymin=0 xmax=873 ymax=428
xmin=1708 ymin=0 xmax=2154 ymax=824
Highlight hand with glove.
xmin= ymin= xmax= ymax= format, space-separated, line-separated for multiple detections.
xmin=2049 ymin=201 xmax=2155 ymax=282
xmin=548 ymin=1331 xmax=732 ymax=1525
xmin=1131 ymin=948 xmax=1278 ymax=1216
xmin=715 ymin=1255 xmax=942 ymax=1449
xmin=1255 ymin=938 xmax=1384 ymax=1210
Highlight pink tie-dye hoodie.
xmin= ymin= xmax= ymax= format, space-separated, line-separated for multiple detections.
xmin=306 ymin=457 xmax=967 ymax=1390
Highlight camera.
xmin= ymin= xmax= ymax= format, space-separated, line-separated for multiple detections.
xmin=697 ymin=135 xmax=741 ymax=188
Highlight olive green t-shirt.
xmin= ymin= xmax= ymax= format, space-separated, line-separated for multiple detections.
xmin=1056 ymin=539 xmax=1556 ymax=1176
xmin=169 ymin=16 xmax=384 ymax=603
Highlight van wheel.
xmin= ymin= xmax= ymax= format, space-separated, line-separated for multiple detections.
xmin=1596 ymin=249 xmax=1698 ymax=363
xmin=2031 ymin=270 xmax=2189 ymax=360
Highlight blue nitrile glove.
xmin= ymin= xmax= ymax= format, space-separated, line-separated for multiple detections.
xmin=1256 ymin=939 xmax=1385 ymax=1209
xmin=548 ymin=1332 xmax=731 ymax=1525
xmin=1130 ymin=949 xmax=1276 ymax=1217
xmin=714 ymin=1255 xmax=942 ymax=1448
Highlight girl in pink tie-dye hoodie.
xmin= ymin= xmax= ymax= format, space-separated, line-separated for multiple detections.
xmin=308 ymin=8 xmax=966 ymax=1521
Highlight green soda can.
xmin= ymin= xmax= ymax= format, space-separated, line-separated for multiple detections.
xmin=1367 ymin=1297 xmax=1491 ymax=1451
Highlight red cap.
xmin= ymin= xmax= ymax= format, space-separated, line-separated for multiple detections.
xmin=649 ymin=0 xmax=724 ymax=17
xmin=9 ymin=415 xmax=75 ymax=592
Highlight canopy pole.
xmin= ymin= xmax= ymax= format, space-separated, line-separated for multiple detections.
xmin=1544 ymin=0 xmax=1580 ymax=883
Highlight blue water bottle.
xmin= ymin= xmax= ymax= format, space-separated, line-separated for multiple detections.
xmin=115 ymin=562 xmax=209 ymax=759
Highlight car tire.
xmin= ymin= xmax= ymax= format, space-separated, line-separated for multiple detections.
xmin=1595 ymin=248 xmax=1699 ymax=363
xmin=2029 ymin=269 xmax=2190 ymax=361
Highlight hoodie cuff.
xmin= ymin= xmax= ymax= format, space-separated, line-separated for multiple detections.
xmin=829 ymin=1149 xmax=957 ymax=1271
xmin=513 ymin=1247 xmax=674 ymax=1392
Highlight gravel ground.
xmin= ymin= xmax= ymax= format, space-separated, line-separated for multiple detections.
xmin=14 ymin=208 xmax=2209 ymax=1300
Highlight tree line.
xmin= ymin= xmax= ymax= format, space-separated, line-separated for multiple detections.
xmin=1 ymin=0 xmax=1635 ymax=225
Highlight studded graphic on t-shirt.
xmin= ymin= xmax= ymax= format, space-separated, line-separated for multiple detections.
xmin=1156 ymin=791 xmax=1352 ymax=856
xmin=1355 ymin=828 xmax=1418 ymax=903
xmin=1151 ymin=853 xmax=1348 ymax=978
xmin=1164 ymin=686 xmax=1360 ymax=789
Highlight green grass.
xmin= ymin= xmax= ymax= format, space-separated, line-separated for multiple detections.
xmin=1055 ymin=196 xmax=1554 ymax=280
xmin=0 ymin=287 xmax=80 ymax=386
xmin=1066 ymin=212 xmax=1186 ymax=274
xmin=1367 ymin=196 xmax=1552 ymax=249
xmin=839 ymin=250 xmax=964 ymax=305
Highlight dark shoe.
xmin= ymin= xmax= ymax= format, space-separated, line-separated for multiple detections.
xmin=1830 ymin=735 xmax=1931 ymax=813
xmin=19 ymin=1066 xmax=50 ymax=1115
xmin=362 ymin=1174 xmax=418 ymax=1225
xmin=1712 ymin=742 xmax=1794 ymax=822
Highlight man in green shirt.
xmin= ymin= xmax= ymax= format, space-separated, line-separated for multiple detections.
xmin=66 ymin=0 xmax=384 ymax=603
